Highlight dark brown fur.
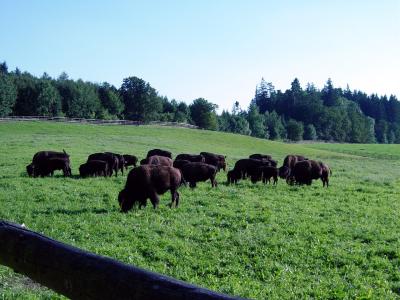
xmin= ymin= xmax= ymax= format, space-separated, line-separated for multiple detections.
xmin=34 ymin=157 xmax=72 ymax=177
xmin=200 ymin=152 xmax=227 ymax=171
xmin=79 ymin=160 xmax=108 ymax=177
xmin=141 ymin=155 xmax=173 ymax=167
xmin=122 ymin=154 xmax=138 ymax=169
xmin=180 ymin=162 xmax=217 ymax=188
xmin=249 ymin=154 xmax=272 ymax=161
xmin=146 ymin=149 xmax=172 ymax=159
xmin=227 ymin=169 xmax=241 ymax=184
xmin=292 ymin=160 xmax=331 ymax=187
xmin=175 ymin=154 xmax=205 ymax=163
xmin=118 ymin=165 xmax=181 ymax=211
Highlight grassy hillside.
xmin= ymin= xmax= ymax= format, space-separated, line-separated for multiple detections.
xmin=0 ymin=121 xmax=400 ymax=299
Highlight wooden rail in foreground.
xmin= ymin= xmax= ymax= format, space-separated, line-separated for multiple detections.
xmin=0 ymin=221 xmax=245 ymax=300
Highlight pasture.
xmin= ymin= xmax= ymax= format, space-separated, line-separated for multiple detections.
xmin=0 ymin=121 xmax=400 ymax=299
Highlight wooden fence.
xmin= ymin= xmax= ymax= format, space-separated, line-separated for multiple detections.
xmin=0 ymin=116 xmax=199 ymax=129
xmin=0 ymin=220 xmax=245 ymax=300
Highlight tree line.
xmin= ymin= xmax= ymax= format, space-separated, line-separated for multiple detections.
xmin=0 ymin=61 xmax=399 ymax=143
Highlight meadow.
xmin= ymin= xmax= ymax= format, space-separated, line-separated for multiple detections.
xmin=0 ymin=121 xmax=400 ymax=300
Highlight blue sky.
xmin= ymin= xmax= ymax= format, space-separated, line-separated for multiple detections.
xmin=1 ymin=0 xmax=399 ymax=111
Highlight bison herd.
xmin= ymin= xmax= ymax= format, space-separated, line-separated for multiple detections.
xmin=26 ymin=149 xmax=331 ymax=212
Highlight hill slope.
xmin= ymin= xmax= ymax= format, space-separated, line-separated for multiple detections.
xmin=0 ymin=121 xmax=399 ymax=299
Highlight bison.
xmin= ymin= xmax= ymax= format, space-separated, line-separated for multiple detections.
xmin=105 ymin=152 xmax=126 ymax=175
xmin=227 ymin=169 xmax=241 ymax=184
xmin=200 ymin=152 xmax=227 ymax=171
xmin=180 ymin=162 xmax=217 ymax=188
xmin=30 ymin=150 xmax=71 ymax=177
xmin=261 ymin=166 xmax=278 ymax=185
xmin=87 ymin=153 xmax=119 ymax=177
xmin=79 ymin=160 xmax=108 ymax=177
xmin=141 ymin=155 xmax=173 ymax=167
xmin=292 ymin=160 xmax=331 ymax=187
xmin=146 ymin=149 xmax=172 ymax=159
xmin=34 ymin=157 xmax=72 ymax=177
xmin=234 ymin=158 xmax=273 ymax=179
xmin=122 ymin=154 xmax=138 ymax=170
xmin=118 ymin=165 xmax=181 ymax=211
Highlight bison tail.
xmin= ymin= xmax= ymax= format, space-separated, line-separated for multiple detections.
xmin=330 ymin=168 xmax=332 ymax=175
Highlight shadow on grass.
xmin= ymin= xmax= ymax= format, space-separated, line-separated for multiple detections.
xmin=34 ymin=207 xmax=109 ymax=216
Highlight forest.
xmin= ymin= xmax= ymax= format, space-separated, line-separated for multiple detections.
xmin=0 ymin=61 xmax=399 ymax=143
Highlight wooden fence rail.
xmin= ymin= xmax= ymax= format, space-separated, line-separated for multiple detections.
xmin=0 ymin=116 xmax=199 ymax=129
xmin=0 ymin=221 xmax=245 ymax=300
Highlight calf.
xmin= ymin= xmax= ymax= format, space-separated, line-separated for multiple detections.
xmin=122 ymin=154 xmax=138 ymax=170
xmin=227 ymin=169 xmax=241 ymax=184
xmin=79 ymin=160 xmax=108 ymax=177
xmin=180 ymin=162 xmax=217 ymax=188
xmin=261 ymin=166 xmax=278 ymax=185
xmin=87 ymin=153 xmax=118 ymax=177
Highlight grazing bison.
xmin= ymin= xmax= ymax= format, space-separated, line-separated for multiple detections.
xmin=118 ymin=165 xmax=181 ymax=211
xmin=105 ymin=152 xmax=125 ymax=175
xmin=30 ymin=150 xmax=71 ymax=177
xmin=292 ymin=160 xmax=331 ymax=187
xmin=79 ymin=160 xmax=108 ymax=177
xmin=175 ymin=154 xmax=205 ymax=163
xmin=234 ymin=158 xmax=273 ymax=179
xmin=141 ymin=155 xmax=173 ymax=167
xmin=122 ymin=154 xmax=138 ymax=170
xmin=87 ymin=153 xmax=119 ymax=177
xmin=200 ymin=152 xmax=227 ymax=171
xmin=279 ymin=155 xmax=308 ymax=184
xmin=282 ymin=155 xmax=307 ymax=169
xmin=261 ymin=166 xmax=278 ymax=185
xmin=180 ymin=162 xmax=217 ymax=188
xmin=249 ymin=154 xmax=273 ymax=161
xmin=34 ymin=157 xmax=72 ymax=177
xmin=146 ymin=149 xmax=172 ymax=159
xmin=227 ymin=169 xmax=241 ymax=184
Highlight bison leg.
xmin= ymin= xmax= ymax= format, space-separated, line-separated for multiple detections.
xmin=170 ymin=190 xmax=179 ymax=208
xmin=189 ymin=182 xmax=196 ymax=188
xmin=273 ymin=176 xmax=278 ymax=185
xmin=149 ymin=191 xmax=160 ymax=209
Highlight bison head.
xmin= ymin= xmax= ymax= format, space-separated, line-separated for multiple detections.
xmin=278 ymin=166 xmax=290 ymax=179
xmin=26 ymin=164 xmax=34 ymax=177
xmin=118 ymin=189 xmax=135 ymax=212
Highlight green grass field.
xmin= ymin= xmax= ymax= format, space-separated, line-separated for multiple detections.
xmin=0 ymin=121 xmax=400 ymax=299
